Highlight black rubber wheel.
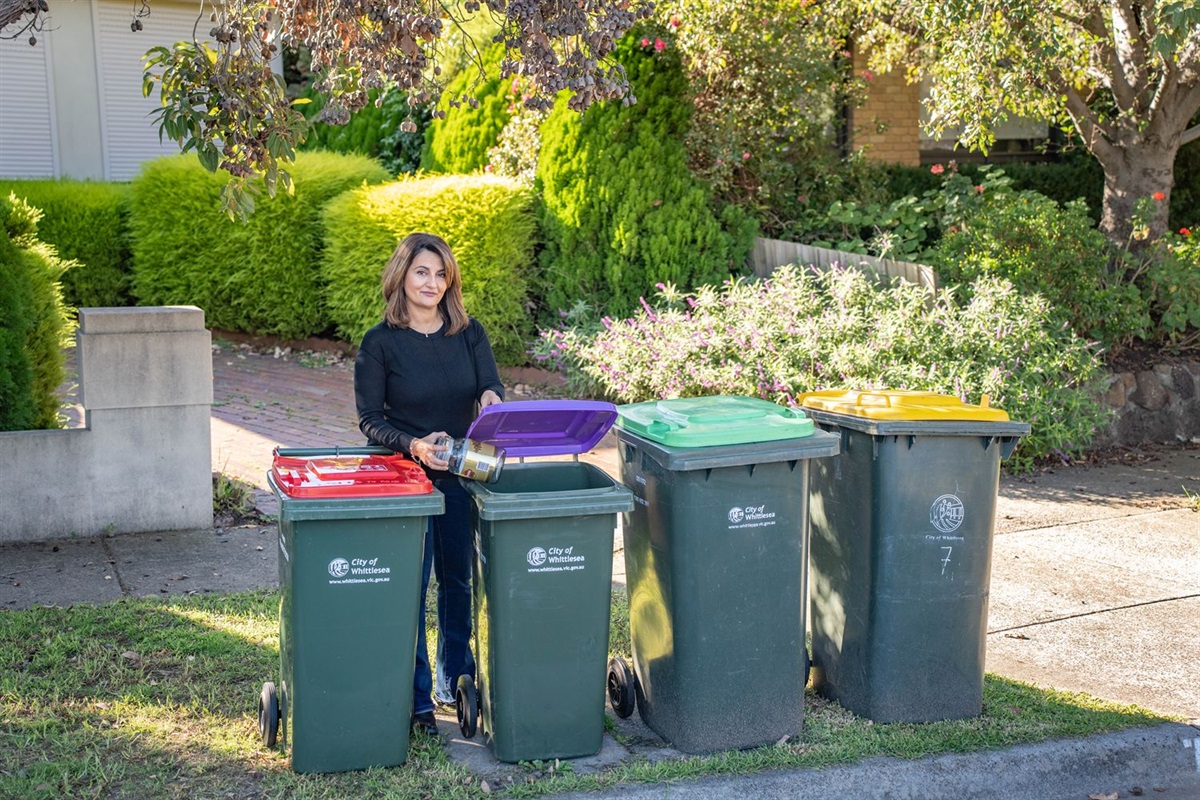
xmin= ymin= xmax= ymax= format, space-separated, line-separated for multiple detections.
xmin=259 ymin=682 xmax=281 ymax=748
xmin=607 ymin=656 xmax=636 ymax=719
xmin=455 ymin=674 xmax=478 ymax=738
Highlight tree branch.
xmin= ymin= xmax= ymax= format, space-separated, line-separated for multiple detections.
xmin=1109 ymin=0 xmax=1151 ymax=112
xmin=0 ymin=0 xmax=38 ymax=37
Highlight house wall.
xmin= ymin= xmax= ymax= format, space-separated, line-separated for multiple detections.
xmin=846 ymin=48 xmax=922 ymax=167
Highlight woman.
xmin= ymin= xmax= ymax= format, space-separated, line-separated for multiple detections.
xmin=354 ymin=232 xmax=504 ymax=737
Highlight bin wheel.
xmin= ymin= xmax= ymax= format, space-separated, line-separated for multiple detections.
xmin=259 ymin=682 xmax=281 ymax=748
xmin=607 ymin=657 xmax=636 ymax=719
xmin=456 ymin=675 xmax=478 ymax=738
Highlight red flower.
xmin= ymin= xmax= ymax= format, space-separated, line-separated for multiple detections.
xmin=1182 ymin=227 xmax=1192 ymax=236
xmin=669 ymin=16 xmax=681 ymax=28
xmin=930 ymin=164 xmax=945 ymax=175
xmin=654 ymin=38 xmax=666 ymax=51
xmin=1152 ymin=191 xmax=1166 ymax=202
xmin=640 ymin=37 xmax=650 ymax=47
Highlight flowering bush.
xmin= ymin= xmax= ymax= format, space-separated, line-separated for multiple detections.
xmin=1139 ymin=225 xmax=1200 ymax=351
xmin=535 ymin=266 xmax=1108 ymax=472
xmin=930 ymin=180 xmax=1150 ymax=351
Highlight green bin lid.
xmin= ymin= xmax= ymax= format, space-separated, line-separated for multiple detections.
xmin=615 ymin=395 xmax=815 ymax=447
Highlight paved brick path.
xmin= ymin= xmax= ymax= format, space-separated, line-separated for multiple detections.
xmin=210 ymin=344 xmax=361 ymax=494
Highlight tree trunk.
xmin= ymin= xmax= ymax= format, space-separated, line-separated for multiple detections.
xmin=1095 ymin=140 xmax=1179 ymax=252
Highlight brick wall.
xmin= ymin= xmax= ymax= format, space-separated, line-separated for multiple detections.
xmin=847 ymin=49 xmax=921 ymax=166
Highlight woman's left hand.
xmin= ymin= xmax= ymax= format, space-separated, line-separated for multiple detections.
xmin=479 ymin=389 xmax=503 ymax=409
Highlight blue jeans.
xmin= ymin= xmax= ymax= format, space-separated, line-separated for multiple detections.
xmin=413 ymin=478 xmax=475 ymax=715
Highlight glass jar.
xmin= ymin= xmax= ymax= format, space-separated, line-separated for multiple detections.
xmin=435 ymin=436 xmax=506 ymax=483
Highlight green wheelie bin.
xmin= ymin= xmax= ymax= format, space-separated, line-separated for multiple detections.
xmin=453 ymin=400 xmax=634 ymax=763
xmin=606 ymin=396 xmax=840 ymax=754
xmin=264 ymin=447 xmax=443 ymax=773
xmin=798 ymin=390 xmax=1029 ymax=723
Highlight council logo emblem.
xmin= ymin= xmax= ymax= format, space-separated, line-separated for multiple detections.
xmin=930 ymin=494 xmax=965 ymax=533
xmin=728 ymin=507 xmax=745 ymax=524
xmin=328 ymin=558 xmax=350 ymax=578
xmin=526 ymin=547 xmax=547 ymax=567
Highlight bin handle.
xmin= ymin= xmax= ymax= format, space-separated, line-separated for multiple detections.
xmin=272 ymin=445 xmax=396 ymax=458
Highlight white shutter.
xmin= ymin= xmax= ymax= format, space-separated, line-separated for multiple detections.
xmin=94 ymin=0 xmax=210 ymax=180
xmin=0 ymin=30 xmax=58 ymax=178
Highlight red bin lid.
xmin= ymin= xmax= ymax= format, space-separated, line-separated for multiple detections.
xmin=271 ymin=452 xmax=434 ymax=498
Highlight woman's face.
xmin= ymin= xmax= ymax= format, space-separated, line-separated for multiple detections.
xmin=404 ymin=249 xmax=447 ymax=316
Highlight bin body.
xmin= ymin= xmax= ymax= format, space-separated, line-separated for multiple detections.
xmin=463 ymin=401 xmax=633 ymax=763
xmin=800 ymin=391 xmax=1029 ymax=723
xmin=269 ymin=449 xmax=443 ymax=773
xmin=614 ymin=396 xmax=839 ymax=754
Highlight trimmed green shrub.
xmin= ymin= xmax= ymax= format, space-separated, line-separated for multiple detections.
xmin=0 ymin=194 xmax=73 ymax=431
xmin=128 ymin=152 xmax=389 ymax=339
xmin=420 ymin=43 xmax=513 ymax=174
xmin=321 ymin=173 xmax=537 ymax=365
xmin=0 ymin=231 xmax=35 ymax=432
xmin=536 ymin=266 xmax=1107 ymax=473
xmin=0 ymin=180 xmax=130 ymax=308
xmin=536 ymin=32 xmax=756 ymax=321
xmin=928 ymin=189 xmax=1149 ymax=350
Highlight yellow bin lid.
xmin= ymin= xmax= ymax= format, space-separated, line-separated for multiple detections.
xmin=797 ymin=390 xmax=1012 ymax=422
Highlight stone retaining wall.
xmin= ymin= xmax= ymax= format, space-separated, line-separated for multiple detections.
xmin=1096 ymin=361 xmax=1200 ymax=446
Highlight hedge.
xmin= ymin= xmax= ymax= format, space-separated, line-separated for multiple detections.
xmin=0 ymin=194 xmax=73 ymax=431
xmin=128 ymin=152 xmax=389 ymax=339
xmin=321 ymin=173 xmax=537 ymax=365
xmin=0 ymin=180 xmax=130 ymax=308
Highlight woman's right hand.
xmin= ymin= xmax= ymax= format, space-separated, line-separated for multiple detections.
xmin=411 ymin=432 xmax=450 ymax=471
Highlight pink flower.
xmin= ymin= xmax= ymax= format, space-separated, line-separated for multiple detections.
xmin=669 ymin=16 xmax=681 ymax=27
xmin=654 ymin=38 xmax=666 ymax=51
xmin=1153 ymin=191 xmax=1166 ymax=201
xmin=1182 ymin=227 xmax=1192 ymax=236
xmin=640 ymin=37 xmax=650 ymax=47
xmin=975 ymin=185 xmax=984 ymax=194
xmin=715 ymin=158 xmax=724 ymax=166
xmin=741 ymin=151 xmax=751 ymax=160
xmin=930 ymin=164 xmax=945 ymax=175
xmin=484 ymin=164 xmax=493 ymax=172
xmin=860 ymin=69 xmax=874 ymax=82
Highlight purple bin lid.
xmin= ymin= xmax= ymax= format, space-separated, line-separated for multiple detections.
xmin=466 ymin=400 xmax=618 ymax=458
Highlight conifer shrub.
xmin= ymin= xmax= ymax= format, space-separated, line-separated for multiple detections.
xmin=0 ymin=194 xmax=73 ymax=431
xmin=0 ymin=180 xmax=131 ymax=308
xmin=536 ymin=32 xmax=756 ymax=321
xmin=419 ymin=43 xmax=514 ymax=175
xmin=128 ymin=152 xmax=389 ymax=339
xmin=296 ymin=85 xmax=430 ymax=176
xmin=321 ymin=173 xmax=536 ymax=365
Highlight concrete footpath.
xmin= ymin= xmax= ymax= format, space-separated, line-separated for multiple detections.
xmin=3 ymin=342 xmax=1199 ymax=799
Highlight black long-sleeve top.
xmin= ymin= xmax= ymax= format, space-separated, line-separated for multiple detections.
xmin=354 ymin=318 xmax=505 ymax=480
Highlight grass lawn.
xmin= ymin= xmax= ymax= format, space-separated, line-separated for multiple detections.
xmin=0 ymin=588 xmax=1172 ymax=800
